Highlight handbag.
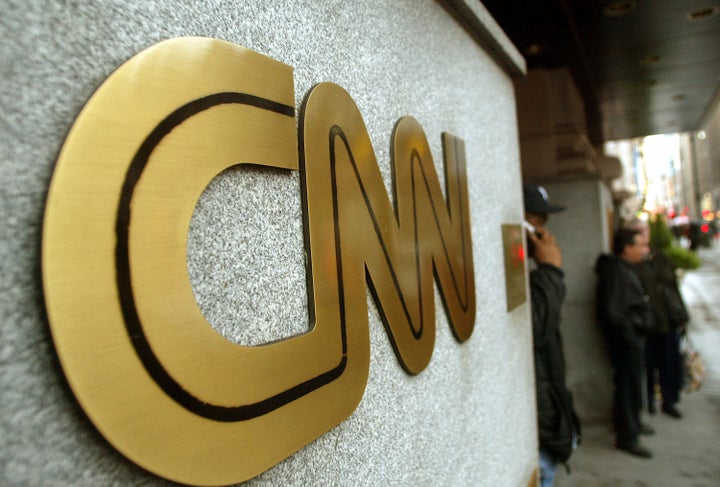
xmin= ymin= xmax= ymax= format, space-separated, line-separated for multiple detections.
xmin=681 ymin=333 xmax=706 ymax=392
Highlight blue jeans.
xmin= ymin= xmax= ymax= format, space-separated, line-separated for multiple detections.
xmin=539 ymin=450 xmax=557 ymax=487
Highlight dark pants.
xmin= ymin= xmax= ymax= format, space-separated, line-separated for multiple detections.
xmin=645 ymin=330 xmax=682 ymax=409
xmin=610 ymin=341 xmax=645 ymax=446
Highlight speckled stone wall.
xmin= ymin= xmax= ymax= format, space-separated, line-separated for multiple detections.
xmin=541 ymin=178 xmax=615 ymax=423
xmin=0 ymin=1 xmax=535 ymax=485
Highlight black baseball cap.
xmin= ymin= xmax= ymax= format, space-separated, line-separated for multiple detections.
xmin=523 ymin=184 xmax=565 ymax=214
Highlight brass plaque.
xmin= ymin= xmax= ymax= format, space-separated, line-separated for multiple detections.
xmin=42 ymin=37 xmax=476 ymax=485
xmin=502 ymin=224 xmax=528 ymax=311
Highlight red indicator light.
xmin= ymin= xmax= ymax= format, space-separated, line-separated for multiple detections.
xmin=510 ymin=243 xmax=525 ymax=264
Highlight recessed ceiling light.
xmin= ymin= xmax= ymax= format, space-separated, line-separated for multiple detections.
xmin=686 ymin=6 xmax=719 ymax=22
xmin=603 ymin=1 xmax=637 ymax=17
xmin=639 ymin=54 xmax=661 ymax=66
xmin=524 ymin=43 xmax=549 ymax=56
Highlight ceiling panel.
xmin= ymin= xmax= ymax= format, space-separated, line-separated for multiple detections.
xmin=482 ymin=0 xmax=720 ymax=141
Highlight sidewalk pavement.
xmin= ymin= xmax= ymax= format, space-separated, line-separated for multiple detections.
xmin=556 ymin=243 xmax=720 ymax=487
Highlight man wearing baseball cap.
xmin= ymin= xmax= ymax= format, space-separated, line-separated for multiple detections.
xmin=524 ymin=184 xmax=580 ymax=486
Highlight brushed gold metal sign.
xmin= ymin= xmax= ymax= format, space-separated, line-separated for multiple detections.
xmin=502 ymin=224 xmax=527 ymax=311
xmin=42 ymin=37 xmax=475 ymax=485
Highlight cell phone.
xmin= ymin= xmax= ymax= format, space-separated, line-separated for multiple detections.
xmin=523 ymin=220 xmax=541 ymax=238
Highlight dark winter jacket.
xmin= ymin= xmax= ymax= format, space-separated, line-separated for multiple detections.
xmin=595 ymin=254 xmax=652 ymax=352
xmin=530 ymin=263 xmax=579 ymax=463
xmin=634 ymin=251 xmax=686 ymax=333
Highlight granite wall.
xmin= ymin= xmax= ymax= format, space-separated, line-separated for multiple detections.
xmin=0 ymin=1 xmax=535 ymax=485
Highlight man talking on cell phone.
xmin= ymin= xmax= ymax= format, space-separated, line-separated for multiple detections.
xmin=523 ymin=184 xmax=581 ymax=487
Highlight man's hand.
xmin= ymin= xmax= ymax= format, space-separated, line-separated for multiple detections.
xmin=528 ymin=228 xmax=562 ymax=268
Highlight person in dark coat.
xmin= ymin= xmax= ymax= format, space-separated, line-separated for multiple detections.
xmin=635 ymin=248 xmax=685 ymax=418
xmin=595 ymin=228 xmax=653 ymax=458
xmin=524 ymin=185 xmax=580 ymax=487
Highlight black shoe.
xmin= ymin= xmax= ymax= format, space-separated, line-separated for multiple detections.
xmin=662 ymin=405 xmax=682 ymax=419
xmin=640 ymin=423 xmax=655 ymax=435
xmin=617 ymin=442 xmax=653 ymax=458
xmin=648 ymin=404 xmax=656 ymax=415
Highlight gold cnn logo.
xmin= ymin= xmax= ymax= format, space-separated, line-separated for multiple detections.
xmin=42 ymin=37 xmax=476 ymax=485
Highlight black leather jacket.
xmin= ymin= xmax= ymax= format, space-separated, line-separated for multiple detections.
xmin=531 ymin=263 xmax=579 ymax=462
xmin=531 ymin=264 xmax=566 ymax=383
xmin=595 ymin=254 xmax=652 ymax=350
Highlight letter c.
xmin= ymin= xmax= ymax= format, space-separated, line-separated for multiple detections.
xmin=43 ymin=37 xmax=369 ymax=485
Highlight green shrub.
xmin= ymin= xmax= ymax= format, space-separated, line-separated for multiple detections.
xmin=662 ymin=245 xmax=701 ymax=270
xmin=647 ymin=213 xmax=700 ymax=269
xmin=649 ymin=214 xmax=674 ymax=250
